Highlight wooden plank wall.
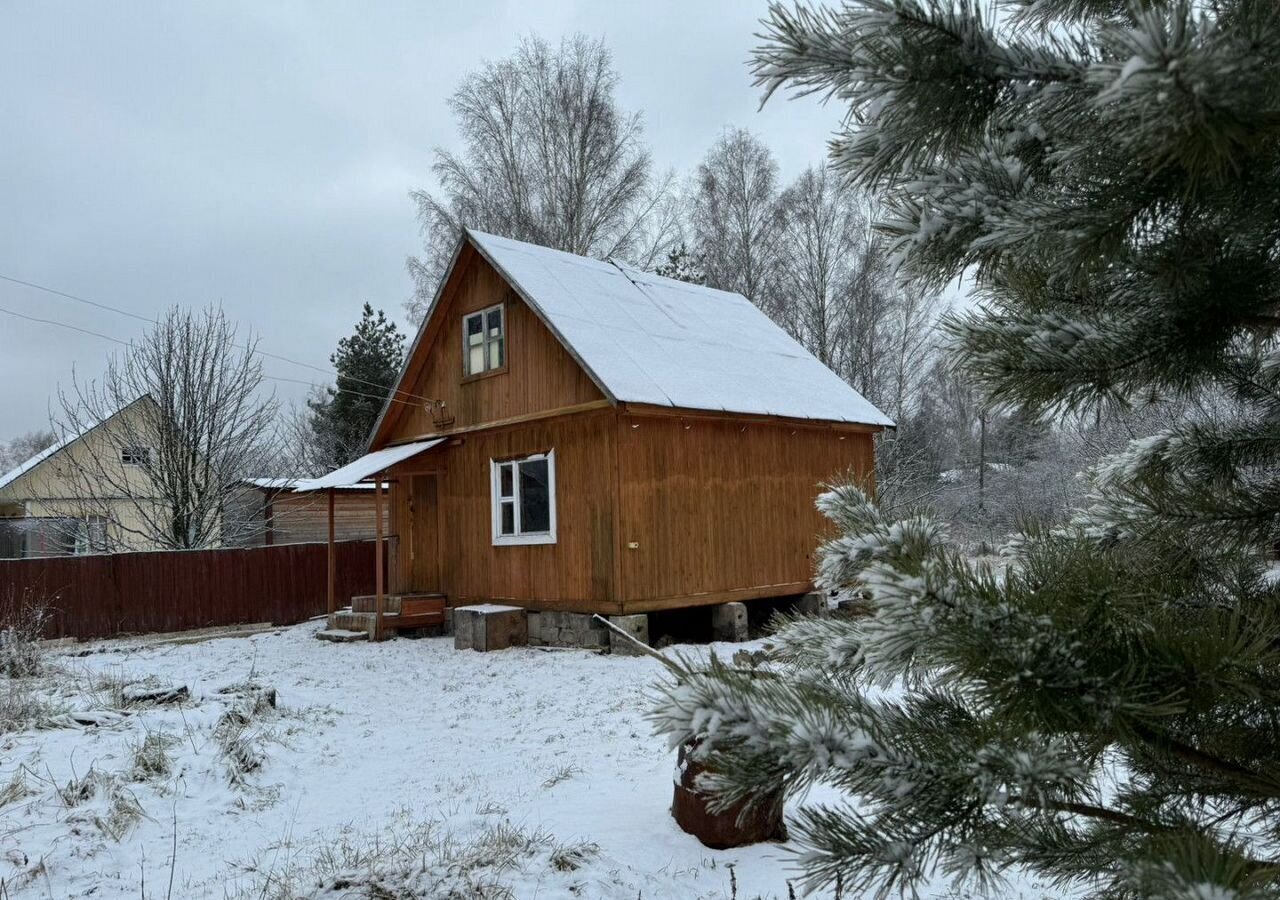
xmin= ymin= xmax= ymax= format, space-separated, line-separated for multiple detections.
xmin=429 ymin=410 xmax=619 ymax=612
xmin=616 ymin=414 xmax=875 ymax=612
xmin=0 ymin=541 xmax=380 ymax=641
xmin=268 ymin=492 xmax=387 ymax=545
xmin=386 ymin=251 xmax=603 ymax=439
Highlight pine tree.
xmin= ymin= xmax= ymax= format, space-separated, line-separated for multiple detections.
xmin=652 ymin=2 xmax=1280 ymax=897
xmin=309 ymin=304 xmax=405 ymax=468
xmin=654 ymin=242 xmax=706 ymax=284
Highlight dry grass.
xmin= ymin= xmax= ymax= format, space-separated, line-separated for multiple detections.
xmin=227 ymin=812 xmax=580 ymax=900
xmin=129 ymin=730 xmax=179 ymax=781
xmin=214 ymin=693 xmax=276 ymax=787
xmin=0 ymin=587 xmax=50 ymax=678
xmin=54 ymin=767 xmax=147 ymax=841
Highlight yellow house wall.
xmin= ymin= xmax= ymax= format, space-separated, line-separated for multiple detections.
xmin=0 ymin=400 xmax=180 ymax=553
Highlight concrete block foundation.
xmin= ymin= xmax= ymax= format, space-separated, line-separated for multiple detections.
xmin=793 ymin=592 xmax=829 ymax=618
xmin=608 ymin=614 xmax=650 ymax=656
xmin=710 ymin=602 xmax=749 ymax=642
xmin=529 ymin=611 xmax=610 ymax=650
xmin=453 ymin=605 xmax=528 ymax=652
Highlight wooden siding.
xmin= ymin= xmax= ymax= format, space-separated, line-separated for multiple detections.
xmin=387 ymin=410 xmax=620 ymax=613
xmin=378 ymin=248 xmax=604 ymax=442
xmin=269 ymin=491 xmax=387 ymax=546
xmin=232 ymin=490 xmax=388 ymax=547
xmin=615 ymin=413 xmax=875 ymax=612
xmin=0 ymin=541 xmax=381 ymax=642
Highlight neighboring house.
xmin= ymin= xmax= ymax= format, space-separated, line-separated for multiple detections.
xmin=0 ymin=396 xmax=168 ymax=558
xmin=303 ymin=229 xmax=893 ymax=630
xmin=230 ymin=478 xmax=388 ymax=547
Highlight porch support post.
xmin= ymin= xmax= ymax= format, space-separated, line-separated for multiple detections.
xmin=374 ymin=474 xmax=385 ymax=641
xmin=326 ymin=488 xmax=336 ymax=618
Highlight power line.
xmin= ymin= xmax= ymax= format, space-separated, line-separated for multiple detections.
xmin=0 ymin=271 xmax=433 ymax=405
xmin=0 ymin=303 xmax=423 ymax=409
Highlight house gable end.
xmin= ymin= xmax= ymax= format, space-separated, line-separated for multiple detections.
xmin=372 ymin=244 xmax=606 ymax=447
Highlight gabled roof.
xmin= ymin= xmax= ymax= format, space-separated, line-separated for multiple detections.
xmin=468 ymin=231 xmax=893 ymax=427
xmin=0 ymin=395 xmax=152 ymax=493
xmin=369 ymin=230 xmax=893 ymax=449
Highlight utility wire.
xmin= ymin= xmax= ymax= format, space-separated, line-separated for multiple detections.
xmin=0 ymin=304 xmax=422 ymax=409
xmin=0 ymin=271 xmax=433 ymax=405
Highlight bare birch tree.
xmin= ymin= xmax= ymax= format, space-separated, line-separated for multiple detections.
xmin=407 ymin=34 xmax=676 ymax=319
xmin=52 ymin=307 xmax=280 ymax=551
xmin=775 ymin=164 xmax=877 ymax=372
xmin=691 ymin=128 xmax=787 ymax=314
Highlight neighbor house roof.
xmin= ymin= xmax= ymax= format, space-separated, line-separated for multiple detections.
xmin=466 ymin=230 xmax=893 ymax=427
xmin=0 ymin=396 xmax=153 ymax=494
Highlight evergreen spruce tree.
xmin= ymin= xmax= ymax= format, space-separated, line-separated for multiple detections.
xmin=652 ymin=2 xmax=1280 ymax=897
xmin=654 ymin=242 xmax=707 ymax=284
xmin=309 ymin=303 xmax=405 ymax=467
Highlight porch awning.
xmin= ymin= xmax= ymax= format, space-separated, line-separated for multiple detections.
xmin=294 ymin=438 xmax=446 ymax=492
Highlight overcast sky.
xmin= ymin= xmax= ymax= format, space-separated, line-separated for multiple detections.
xmin=0 ymin=1 xmax=848 ymax=439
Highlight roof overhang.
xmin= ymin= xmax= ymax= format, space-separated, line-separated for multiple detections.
xmin=293 ymin=438 xmax=446 ymax=492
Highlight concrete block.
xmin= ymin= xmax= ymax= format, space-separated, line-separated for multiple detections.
xmin=526 ymin=611 xmax=541 ymax=644
xmin=793 ymin=592 xmax=829 ymax=618
xmin=453 ymin=604 xmax=528 ymax=652
xmin=443 ymin=607 xmax=455 ymax=636
xmin=529 ymin=611 xmax=609 ymax=649
xmin=608 ymin=614 xmax=650 ymax=656
xmin=710 ymin=602 xmax=749 ymax=642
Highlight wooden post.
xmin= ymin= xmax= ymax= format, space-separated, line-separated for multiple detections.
xmin=326 ymin=488 xmax=336 ymax=618
xmin=374 ymin=475 xmax=385 ymax=641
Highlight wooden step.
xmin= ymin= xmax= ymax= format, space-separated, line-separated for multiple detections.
xmin=351 ymin=592 xmax=447 ymax=614
xmin=328 ymin=600 xmax=447 ymax=639
xmin=316 ymin=628 xmax=370 ymax=643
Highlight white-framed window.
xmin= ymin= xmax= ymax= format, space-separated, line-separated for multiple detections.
xmin=490 ymin=450 xmax=556 ymax=545
xmin=463 ymin=303 xmax=505 ymax=377
xmin=120 ymin=445 xmax=152 ymax=467
xmin=73 ymin=516 xmax=109 ymax=555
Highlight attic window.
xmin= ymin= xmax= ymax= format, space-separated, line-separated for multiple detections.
xmin=490 ymin=450 xmax=556 ymax=545
xmin=120 ymin=446 xmax=152 ymax=467
xmin=463 ymin=303 xmax=505 ymax=377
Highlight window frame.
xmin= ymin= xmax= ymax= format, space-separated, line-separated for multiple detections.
xmin=120 ymin=445 xmax=152 ymax=467
xmin=462 ymin=302 xmax=507 ymax=381
xmin=490 ymin=449 xmax=557 ymax=546
xmin=73 ymin=516 xmax=109 ymax=556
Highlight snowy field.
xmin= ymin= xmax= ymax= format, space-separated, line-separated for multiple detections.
xmin=0 ymin=623 xmax=1057 ymax=899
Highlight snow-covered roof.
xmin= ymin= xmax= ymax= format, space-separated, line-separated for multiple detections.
xmin=293 ymin=439 xmax=445 ymax=492
xmin=0 ymin=432 xmax=76 ymax=493
xmin=242 ymin=477 xmax=382 ymax=493
xmin=466 ymin=229 xmax=894 ymax=428
xmin=241 ymin=477 xmax=299 ymax=491
xmin=0 ymin=396 xmax=152 ymax=494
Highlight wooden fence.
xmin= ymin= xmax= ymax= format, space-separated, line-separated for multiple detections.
xmin=0 ymin=541 xmax=379 ymax=642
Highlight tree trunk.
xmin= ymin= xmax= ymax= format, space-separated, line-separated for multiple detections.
xmin=671 ymin=738 xmax=786 ymax=849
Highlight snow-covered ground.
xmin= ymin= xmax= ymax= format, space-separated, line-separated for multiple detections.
xmin=0 ymin=623 xmax=1056 ymax=899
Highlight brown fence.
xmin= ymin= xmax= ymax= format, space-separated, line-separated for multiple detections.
xmin=0 ymin=541 xmax=378 ymax=642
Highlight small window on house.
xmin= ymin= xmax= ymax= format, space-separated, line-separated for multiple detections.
xmin=491 ymin=450 xmax=556 ymax=545
xmin=120 ymin=446 xmax=152 ymax=467
xmin=463 ymin=303 xmax=505 ymax=377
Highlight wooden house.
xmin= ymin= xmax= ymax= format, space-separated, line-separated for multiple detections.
xmin=301 ymin=230 xmax=892 ymax=638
